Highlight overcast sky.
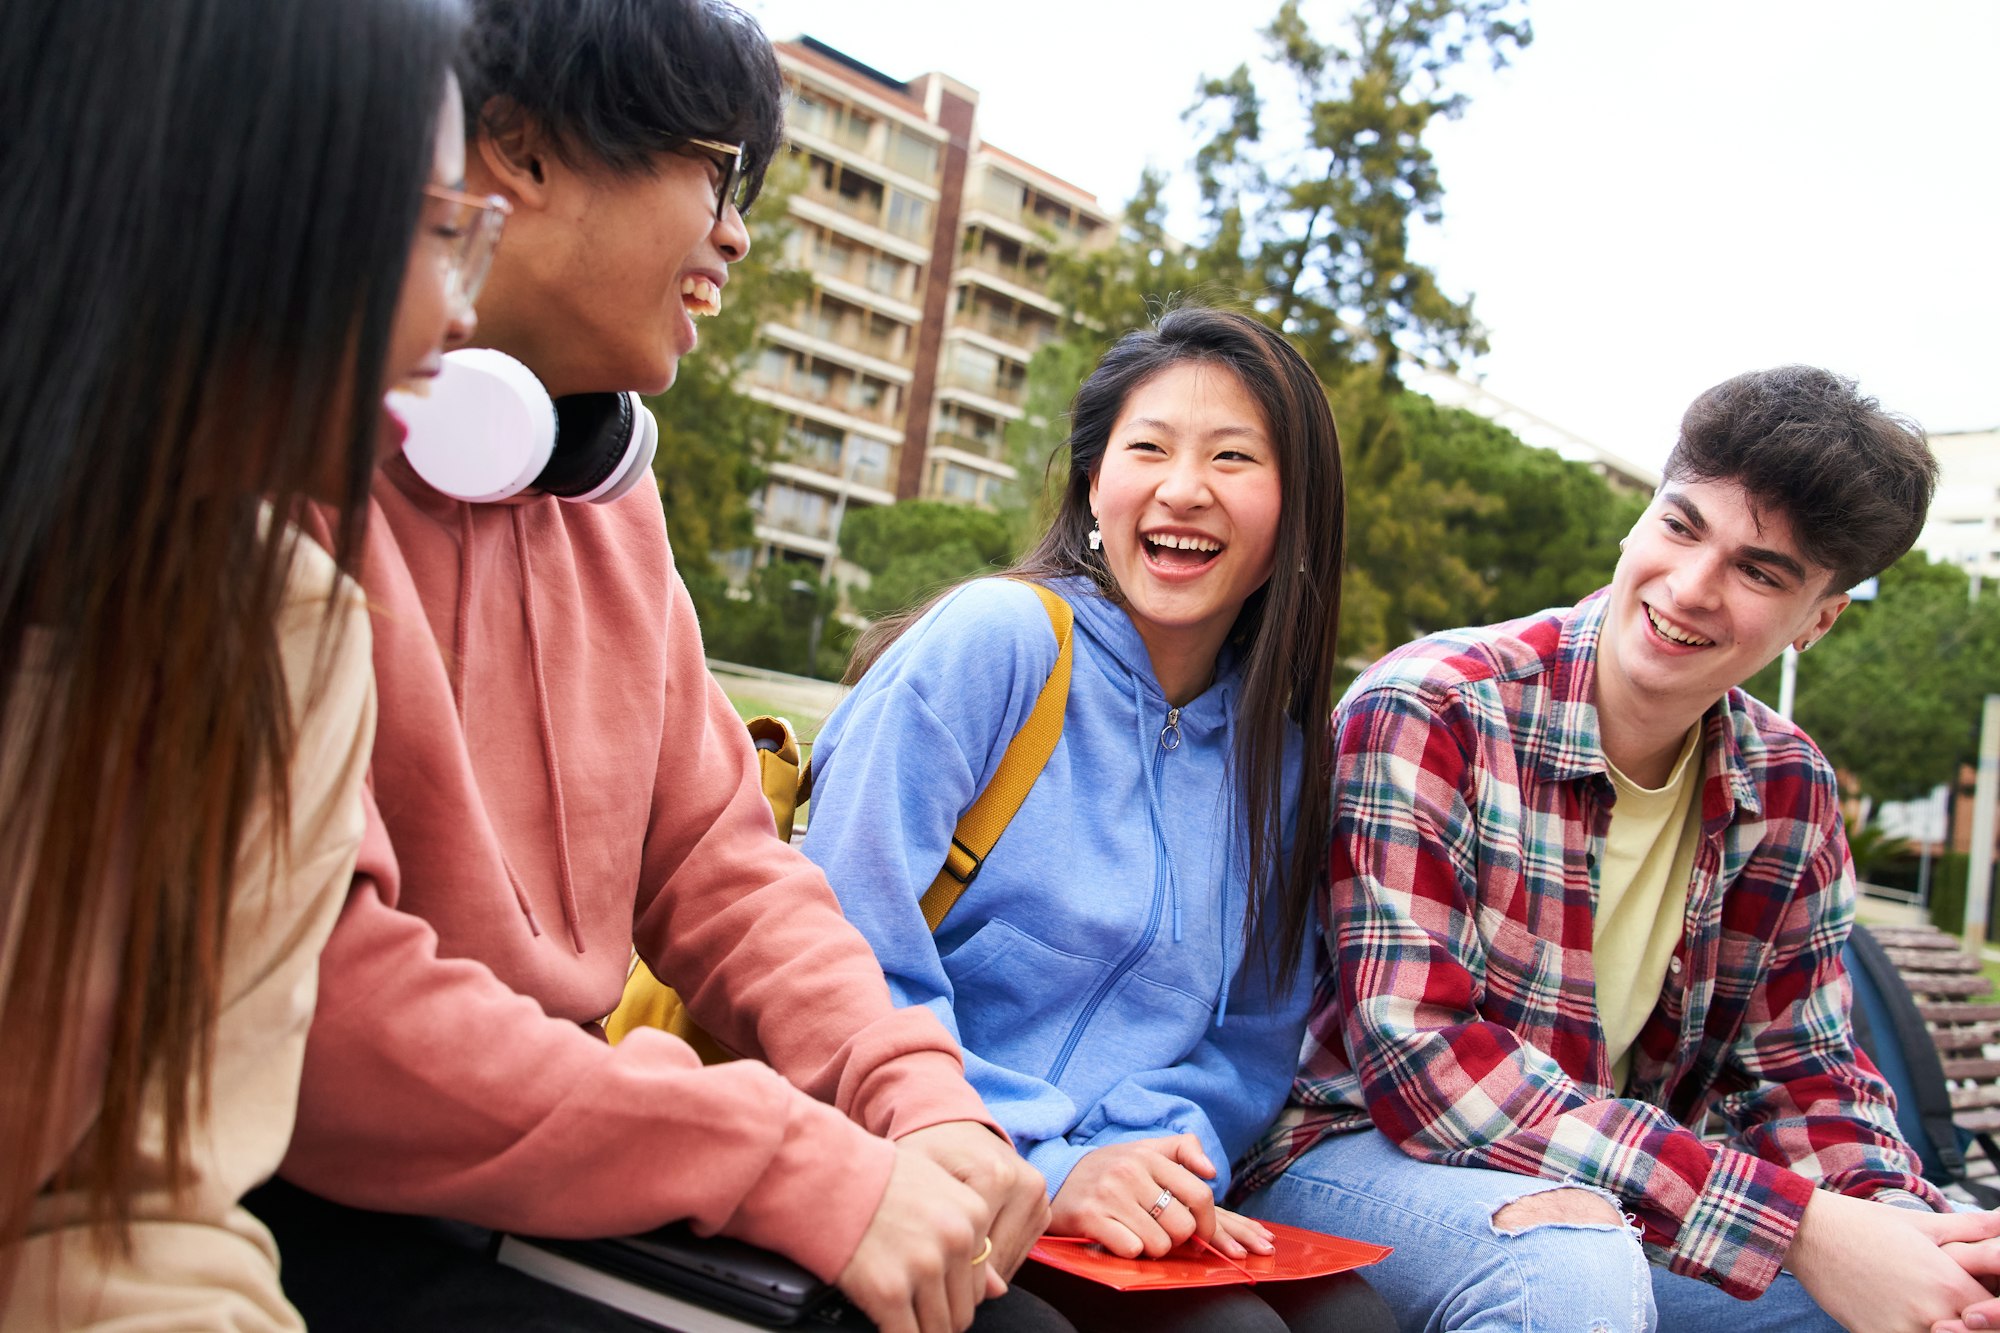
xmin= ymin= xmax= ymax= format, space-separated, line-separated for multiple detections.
xmin=742 ymin=0 xmax=1998 ymax=471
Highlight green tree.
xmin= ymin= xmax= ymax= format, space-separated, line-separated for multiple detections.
xmin=1027 ymin=0 xmax=1533 ymax=665
xmin=649 ymin=158 xmax=809 ymax=574
xmin=1744 ymin=554 xmax=2000 ymax=801
xmin=691 ymin=559 xmax=844 ymax=681
xmin=1186 ymin=0 xmax=1531 ymax=384
xmin=1395 ymin=394 xmax=1646 ymax=619
xmin=839 ymin=501 xmax=1018 ymax=621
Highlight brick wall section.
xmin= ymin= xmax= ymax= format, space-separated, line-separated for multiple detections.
xmin=897 ymin=88 xmax=975 ymax=501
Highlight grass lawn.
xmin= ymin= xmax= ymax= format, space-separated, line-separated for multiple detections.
xmin=720 ymin=692 xmax=828 ymax=744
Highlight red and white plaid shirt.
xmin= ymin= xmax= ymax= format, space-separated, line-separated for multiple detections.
xmin=1238 ymin=593 xmax=1938 ymax=1299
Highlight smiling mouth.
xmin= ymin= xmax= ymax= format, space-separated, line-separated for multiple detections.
xmin=1143 ymin=532 xmax=1223 ymax=570
xmin=680 ymin=276 xmax=722 ymax=318
xmin=1645 ymin=604 xmax=1714 ymax=647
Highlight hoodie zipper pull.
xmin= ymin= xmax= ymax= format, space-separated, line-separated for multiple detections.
xmin=1160 ymin=707 xmax=1182 ymax=751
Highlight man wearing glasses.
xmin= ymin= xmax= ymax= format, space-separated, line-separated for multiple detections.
xmin=248 ymin=4 xmax=1056 ymax=1332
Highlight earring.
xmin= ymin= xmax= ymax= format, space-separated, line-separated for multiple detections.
xmin=1087 ymin=520 xmax=1101 ymax=552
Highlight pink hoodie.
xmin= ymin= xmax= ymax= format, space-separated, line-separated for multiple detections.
xmin=280 ymin=457 xmax=996 ymax=1280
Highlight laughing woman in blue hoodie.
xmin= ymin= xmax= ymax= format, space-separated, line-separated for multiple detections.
xmin=801 ymin=308 xmax=1389 ymax=1333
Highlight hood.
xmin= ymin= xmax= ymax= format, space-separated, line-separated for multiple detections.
xmin=1051 ymin=575 xmax=1241 ymax=742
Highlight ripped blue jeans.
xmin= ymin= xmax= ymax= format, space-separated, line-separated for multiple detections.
xmin=1241 ymin=1129 xmax=1839 ymax=1333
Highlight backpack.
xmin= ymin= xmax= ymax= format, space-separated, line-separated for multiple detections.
xmin=1844 ymin=922 xmax=2000 ymax=1206
xmin=605 ymin=581 xmax=1074 ymax=1058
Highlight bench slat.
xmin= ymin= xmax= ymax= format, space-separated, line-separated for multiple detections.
xmin=1871 ymin=928 xmax=1966 ymax=949
xmin=1920 ymin=1003 xmax=2000 ymax=1024
xmin=1886 ymin=949 xmax=1983 ymax=974
xmin=1945 ymin=1058 xmax=2000 ymax=1081
xmin=1931 ymin=1024 xmax=2000 ymax=1052
xmin=1906 ymin=975 xmax=1993 ymax=1000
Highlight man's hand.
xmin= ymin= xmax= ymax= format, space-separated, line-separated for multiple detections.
xmin=1786 ymin=1189 xmax=2000 ymax=1333
xmin=835 ymin=1143 xmax=996 ymax=1333
xmin=898 ymin=1120 xmax=1049 ymax=1279
xmin=1048 ymin=1134 xmax=1219 ymax=1259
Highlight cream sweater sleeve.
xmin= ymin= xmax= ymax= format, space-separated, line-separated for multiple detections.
xmin=6 ymin=537 xmax=375 ymax=1332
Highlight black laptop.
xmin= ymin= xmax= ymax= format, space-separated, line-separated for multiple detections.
xmin=495 ymin=1224 xmax=860 ymax=1330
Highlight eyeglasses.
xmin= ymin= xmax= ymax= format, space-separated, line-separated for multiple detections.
xmin=685 ymin=137 xmax=749 ymax=222
xmin=422 ymin=184 xmax=512 ymax=313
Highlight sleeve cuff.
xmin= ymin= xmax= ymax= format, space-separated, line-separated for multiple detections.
xmin=1663 ymin=1149 xmax=1815 ymax=1299
xmin=853 ymin=1048 xmax=1004 ymax=1143
xmin=1869 ymin=1187 xmax=1942 ymax=1212
xmin=1023 ymin=1139 xmax=1095 ymax=1201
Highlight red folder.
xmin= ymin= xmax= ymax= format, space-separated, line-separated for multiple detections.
xmin=1029 ymin=1221 xmax=1391 ymax=1291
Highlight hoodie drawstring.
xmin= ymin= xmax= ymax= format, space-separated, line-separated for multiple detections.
xmin=1131 ymin=678 xmax=1184 ymax=946
xmin=1214 ymin=813 xmax=1237 ymax=1027
xmin=511 ymin=507 xmax=588 ymax=953
xmin=457 ymin=506 xmax=543 ymax=936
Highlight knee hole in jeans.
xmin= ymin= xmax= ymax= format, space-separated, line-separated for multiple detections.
xmin=1490 ymin=1187 xmax=1626 ymax=1234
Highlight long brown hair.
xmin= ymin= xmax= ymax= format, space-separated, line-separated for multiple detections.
xmin=851 ymin=306 xmax=1346 ymax=984
xmin=0 ymin=0 xmax=464 ymax=1269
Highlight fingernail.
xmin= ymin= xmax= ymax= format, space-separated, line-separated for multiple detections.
xmin=1967 ymin=1316 xmax=1989 ymax=1330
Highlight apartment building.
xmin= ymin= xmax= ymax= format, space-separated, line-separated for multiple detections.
xmin=741 ymin=37 xmax=1111 ymax=576
xmin=1916 ymin=429 xmax=2000 ymax=588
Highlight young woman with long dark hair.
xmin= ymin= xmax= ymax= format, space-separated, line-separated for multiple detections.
xmin=0 ymin=0 xmax=489 ymax=1324
xmin=803 ymin=307 xmax=1393 ymax=1333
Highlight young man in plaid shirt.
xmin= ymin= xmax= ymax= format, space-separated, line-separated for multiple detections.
xmin=1239 ymin=366 xmax=2000 ymax=1332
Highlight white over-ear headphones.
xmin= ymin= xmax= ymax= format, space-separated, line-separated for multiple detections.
xmin=390 ymin=348 xmax=658 ymax=505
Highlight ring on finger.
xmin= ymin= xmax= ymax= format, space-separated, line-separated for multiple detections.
xmin=970 ymin=1236 xmax=993 ymax=1267
xmin=1147 ymin=1188 xmax=1177 ymax=1220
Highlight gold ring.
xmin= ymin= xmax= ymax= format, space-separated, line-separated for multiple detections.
xmin=970 ymin=1236 xmax=994 ymax=1267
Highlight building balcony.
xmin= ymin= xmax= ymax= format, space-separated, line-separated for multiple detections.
xmin=801 ymin=248 xmax=923 ymax=313
xmin=775 ymin=438 xmax=898 ymax=495
xmin=960 ymin=246 xmax=1050 ymax=292
xmin=754 ymin=504 xmax=835 ymax=544
xmin=930 ymin=430 xmax=1008 ymax=465
xmin=950 ymin=304 xmax=1059 ymax=354
xmin=789 ymin=310 xmax=914 ymax=368
xmin=937 ymin=367 xmax=1025 ymax=408
xmin=788 ymin=120 xmax=942 ymax=195
xmin=799 ymin=181 xmax=932 ymax=246
xmin=749 ymin=371 xmax=901 ymax=429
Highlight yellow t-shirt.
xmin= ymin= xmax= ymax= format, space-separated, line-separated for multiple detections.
xmin=1596 ymin=727 xmax=1704 ymax=1092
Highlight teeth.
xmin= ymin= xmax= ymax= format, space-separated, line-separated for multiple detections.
xmin=680 ymin=276 xmax=722 ymax=317
xmin=1646 ymin=605 xmax=1713 ymax=647
xmin=1145 ymin=533 xmax=1222 ymax=553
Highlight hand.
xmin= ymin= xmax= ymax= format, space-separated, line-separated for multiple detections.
xmin=1923 ymin=1214 xmax=2000 ymax=1332
xmin=1048 ymin=1134 xmax=1219 ymax=1259
xmin=898 ymin=1120 xmax=1050 ymax=1280
xmin=835 ymin=1143 xmax=995 ymax=1333
xmin=1211 ymin=1207 xmax=1276 ymax=1260
xmin=1786 ymin=1189 xmax=2000 ymax=1333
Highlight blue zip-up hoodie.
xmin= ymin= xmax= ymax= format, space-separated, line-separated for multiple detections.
xmin=801 ymin=575 xmax=1314 ymax=1199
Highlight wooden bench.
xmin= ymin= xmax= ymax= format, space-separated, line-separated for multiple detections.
xmin=1866 ymin=926 xmax=2000 ymax=1149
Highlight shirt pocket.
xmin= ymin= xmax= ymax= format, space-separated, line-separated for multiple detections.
xmin=1473 ymin=902 xmax=1563 ymax=1024
xmin=1704 ymin=928 xmax=1775 ymax=1035
xmin=941 ymin=917 xmax=1113 ymax=1079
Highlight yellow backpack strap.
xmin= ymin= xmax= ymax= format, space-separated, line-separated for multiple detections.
xmin=917 ymin=582 xmax=1072 ymax=931
xmin=745 ymin=715 xmax=802 ymax=842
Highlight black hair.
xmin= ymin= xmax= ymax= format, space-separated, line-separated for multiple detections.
xmin=0 ymin=0 xmax=463 ymax=1268
xmin=852 ymin=306 xmax=1346 ymax=986
xmin=1665 ymin=366 xmax=1938 ymax=592
xmin=459 ymin=0 xmax=786 ymax=209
